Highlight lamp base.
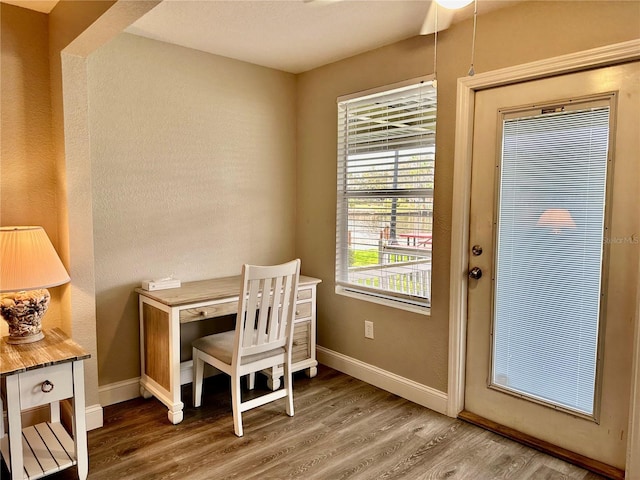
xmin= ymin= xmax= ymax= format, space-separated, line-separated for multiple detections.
xmin=0 ymin=289 xmax=50 ymax=344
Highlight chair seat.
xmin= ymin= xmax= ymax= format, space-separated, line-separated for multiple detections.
xmin=193 ymin=331 xmax=286 ymax=366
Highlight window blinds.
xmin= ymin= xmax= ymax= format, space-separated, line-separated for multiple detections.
xmin=492 ymin=102 xmax=611 ymax=416
xmin=336 ymin=80 xmax=436 ymax=307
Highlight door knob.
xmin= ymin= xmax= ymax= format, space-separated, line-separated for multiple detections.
xmin=468 ymin=267 xmax=483 ymax=280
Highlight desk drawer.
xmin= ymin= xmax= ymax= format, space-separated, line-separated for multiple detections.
xmin=295 ymin=302 xmax=312 ymax=320
xmin=179 ymin=301 xmax=237 ymax=323
xmin=297 ymin=288 xmax=313 ymax=301
xmin=292 ymin=320 xmax=311 ymax=363
xmin=19 ymin=362 xmax=73 ymax=409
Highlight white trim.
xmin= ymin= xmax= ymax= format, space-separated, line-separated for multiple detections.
xmin=448 ymin=39 xmax=640 ymax=469
xmin=97 ymin=362 xmax=212 ymax=409
xmin=10 ymin=403 xmax=103 ymax=432
xmin=99 ymin=377 xmax=141 ymax=407
xmin=181 ymin=360 xmax=228 ymax=386
xmin=337 ymin=74 xmax=435 ymax=103
xmin=61 ymin=401 xmax=103 ymax=431
xmin=181 ymin=360 xmax=194 ymax=386
xmin=85 ymin=404 xmax=103 ymax=431
xmin=336 ymin=286 xmax=431 ymax=316
xmin=317 ymin=346 xmax=448 ymax=415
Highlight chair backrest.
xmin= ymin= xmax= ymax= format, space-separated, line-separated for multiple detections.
xmin=233 ymin=259 xmax=301 ymax=362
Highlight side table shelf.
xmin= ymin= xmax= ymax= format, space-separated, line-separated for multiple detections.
xmin=0 ymin=329 xmax=90 ymax=480
xmin=0 ymin=422 xmax=77 ymax=479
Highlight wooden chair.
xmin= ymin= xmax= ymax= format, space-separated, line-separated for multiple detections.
xmin=192 ymin=259 xmax=301 ymax=437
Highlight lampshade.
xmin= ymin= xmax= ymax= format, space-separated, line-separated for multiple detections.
xmin=435 ymin=0 xmax=474 ymax=9
xmin=0 ymin=226 xmax=70 ymax=292
xmin=536 ymin=209 xmax=576 ymax=233
xmin=1 ymin=226 xmax=70 ymax=344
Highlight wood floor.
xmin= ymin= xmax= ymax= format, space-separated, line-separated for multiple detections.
xmin=6 ymin=366 xmax=607 ymax=480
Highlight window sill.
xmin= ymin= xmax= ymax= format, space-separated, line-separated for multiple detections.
xmin=335 ymin=285 xmax=431 ymax=316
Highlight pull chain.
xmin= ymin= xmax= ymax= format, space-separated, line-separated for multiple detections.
xmin=468 ymin=0 xmax=478 ymax=76
xmin=433 ymin=5 xmax=438 ymax=88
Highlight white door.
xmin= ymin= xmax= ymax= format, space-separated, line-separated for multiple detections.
xmin=465 ymin=62 xmax=639 ymax=470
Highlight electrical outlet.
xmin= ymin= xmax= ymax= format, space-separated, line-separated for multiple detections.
xmin=364 ymin=320 xmax=374 ymax=339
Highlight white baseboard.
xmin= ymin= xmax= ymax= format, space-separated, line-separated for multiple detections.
xmin=97 ymin=362 xmax=205 ymax=408
xmin=7 ymin=403 xmax=103 ymax=432
xmin=317 ymin=346 xmax=449 ymax=416
xmin=97 ymin=350 xmax=449 ymax=420
xmin=99 ymin=377 xmax=141 ymax=406
xmin=60 ymin=401 xmax=103 ymax=431
xmin=181 ymin=360 xmax=193 ymax=385
xmin=85 ymin=404 xmax=104 ymax=431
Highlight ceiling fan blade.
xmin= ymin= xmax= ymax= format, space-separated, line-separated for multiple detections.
xmin=420 ymin=2 xmax=455 ymax=35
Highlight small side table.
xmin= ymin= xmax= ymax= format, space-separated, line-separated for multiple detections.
xmin=0 ymin=328 xmax=90 ymax=480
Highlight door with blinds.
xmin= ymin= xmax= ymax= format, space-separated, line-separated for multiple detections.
xmin=465 ymin=62 xmax=639 ymax=471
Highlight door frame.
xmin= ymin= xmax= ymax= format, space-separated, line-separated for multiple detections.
xmin=447 ymin=39 xmax=640 ymax=475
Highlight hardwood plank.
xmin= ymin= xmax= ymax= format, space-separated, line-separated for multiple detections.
xmin=11 ymin=367 xmax=608 ymax=480
xmin=459 ymin=410 xmax=624 ymax=480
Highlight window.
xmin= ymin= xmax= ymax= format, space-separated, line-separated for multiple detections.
xmin=336 ymin=78 xmax=436 ymax=311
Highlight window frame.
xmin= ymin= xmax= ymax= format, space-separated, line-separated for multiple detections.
xmin=335 ymin=76 xmax=436 ymax=314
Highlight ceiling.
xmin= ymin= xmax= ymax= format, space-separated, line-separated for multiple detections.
xmin=125 ymin=0 xmax=450 ymax=74
xmin=2 ymin=0 xmax=58 ymax=13
xmin=3 ymin=0 xmax=517 ymax=74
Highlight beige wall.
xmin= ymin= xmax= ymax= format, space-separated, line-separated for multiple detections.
xmin=87 ymin=33 xmax=297 ymax=384
xmin=0 ymin=3 xmax=64 ymax=335
xmin=1 ymin=0 xmax=137 ymax=412
xmin=297 ymin=0 xmax=640 ymax=392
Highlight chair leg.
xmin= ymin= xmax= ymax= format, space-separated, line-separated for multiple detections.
xmin=193 ymin=349 xmax=204 ymax=408
xmin=231 ymin=374 xmax=243 ymax=437
xmin=283 ymin=361 xmax=294 ymax=417
xmin=247 ymin=372 xmax=256 ymax=390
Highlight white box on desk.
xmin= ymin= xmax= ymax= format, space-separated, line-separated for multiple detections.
xmin=141 ymin=279 xmax=182 ymax=291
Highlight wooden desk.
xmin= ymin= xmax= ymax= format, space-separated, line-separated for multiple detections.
xmin=0 ymin=329 xmax=90 ymax=480
xmin=136 ymin=275 xmax=321 ymax=424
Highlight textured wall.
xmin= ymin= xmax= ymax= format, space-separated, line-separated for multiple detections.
xmin=296 ymin=0 xmax=640 ymax=392
xmin=0 ymin=3 xmax=63 ymax=335
xmin=87 ymin=33 xmax=297 ymax=385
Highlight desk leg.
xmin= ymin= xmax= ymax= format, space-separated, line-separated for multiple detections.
xmin=168 ymin=308 xmax=184 ymax=424
xmin=139 ymin=385 xmax=153 ymax=399
xmin=139 ymin=299 xmax=184 ymax=424
xmin=266 ymin=374 xmax=281 ymax=391
xmin=167 ymin=407 xmax=183 ymax=425
xmin=6 ymin=375 xmax=23 ymax=480
xmin=72 ymin=361 xmax=88 ymax=480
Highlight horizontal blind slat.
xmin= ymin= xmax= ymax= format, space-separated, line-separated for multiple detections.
xmin=492 ymin=104 xmax=610 ymax=416
xmin=337 ymin=80 xmax=436 ymax=307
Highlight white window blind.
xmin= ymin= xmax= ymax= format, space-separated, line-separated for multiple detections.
xmin=336 ymin=79 xmax=436 ymax=309
xmin=492 ymin=101 xmax=611 ymax=417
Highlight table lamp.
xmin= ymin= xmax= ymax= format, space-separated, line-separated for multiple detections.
xmin=536 ymin=208 xmax=576 ymax=234
xmin=0 ymin=226 xmax=70 ymax=344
